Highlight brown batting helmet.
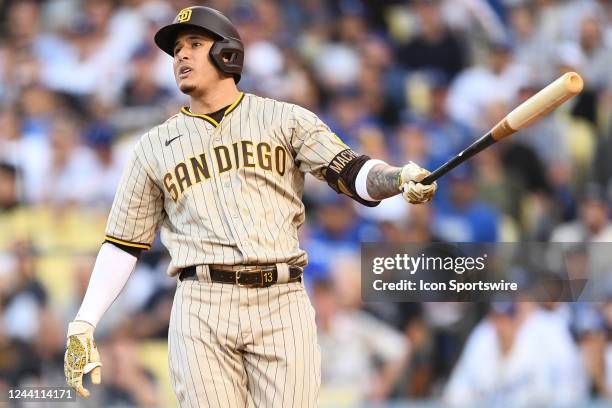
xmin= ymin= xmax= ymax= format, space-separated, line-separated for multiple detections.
xmin=154 ymin=6 xmax=244 ymax=83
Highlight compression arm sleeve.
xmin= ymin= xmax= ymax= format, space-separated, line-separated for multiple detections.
xmin=74 ymin=243 xmax=137 ymax=327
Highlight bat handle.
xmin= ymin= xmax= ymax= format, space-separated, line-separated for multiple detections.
xmin=419 ymin=133 xmax=496 ymax=185
xmin=421 ymin=167 xmax=447 ymax=185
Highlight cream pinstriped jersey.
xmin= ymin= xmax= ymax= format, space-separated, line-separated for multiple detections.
xmin=105 ymin=92 xmax=351 ymax=275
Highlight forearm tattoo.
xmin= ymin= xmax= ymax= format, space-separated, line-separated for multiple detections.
xmin=366 ymin=164 xmax=402 ymax=200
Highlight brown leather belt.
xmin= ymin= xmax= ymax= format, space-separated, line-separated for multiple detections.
xmin=178 ymin=265 xmax=303 ymax=287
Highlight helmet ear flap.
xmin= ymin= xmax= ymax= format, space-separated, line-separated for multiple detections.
xmin=209 ymin=39 xmax=244 ymax=82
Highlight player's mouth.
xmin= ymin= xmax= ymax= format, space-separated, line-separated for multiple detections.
xmin=178 ymin=65 xmax=193 ymax=79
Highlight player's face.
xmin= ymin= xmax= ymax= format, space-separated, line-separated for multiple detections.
xmin=173 ymin=30 xmax=218 ymax=95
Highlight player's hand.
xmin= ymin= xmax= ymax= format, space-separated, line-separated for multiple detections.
xmin=399 ymin=161 xmax=437 ymax=204
xmin=64 ymin=321 xmax=102 ymax=398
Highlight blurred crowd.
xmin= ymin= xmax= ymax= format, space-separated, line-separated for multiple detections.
xmin=1 ymin=0 xmax=612 ymax=406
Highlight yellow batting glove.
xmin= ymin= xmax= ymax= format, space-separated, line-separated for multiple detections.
xmin=399 ymin=161 xmax=437 ymax=204
xmin=64 ymin=321 xmax=102 ymax=398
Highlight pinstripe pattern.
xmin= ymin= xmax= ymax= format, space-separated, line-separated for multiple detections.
xmin=106 ymin=144 xmax=164 ymax=246
xmin=104 ymin=93 xmax=349 ymax=271
xmin=169 ymin=280 xmax=320 ymax=407
xmin=106 ymin=92 xmax=342 ymax=406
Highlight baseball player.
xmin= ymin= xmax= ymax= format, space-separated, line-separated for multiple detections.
xmin=63 ymin=6 xmax=437 ymax=407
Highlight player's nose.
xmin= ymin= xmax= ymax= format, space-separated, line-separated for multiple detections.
xmin=174 ymin=47 xmax=191 ymax=62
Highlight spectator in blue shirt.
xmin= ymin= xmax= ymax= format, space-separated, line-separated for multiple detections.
xmin=433 ymin=165 xmax=499 ymax=242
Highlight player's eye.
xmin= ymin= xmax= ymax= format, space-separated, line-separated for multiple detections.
xmin=192 ymin=42 xmax=201 ymax=48
xmin=174 ymin=46 xmax=182 ymax=55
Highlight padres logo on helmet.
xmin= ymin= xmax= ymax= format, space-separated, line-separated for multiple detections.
xmin=177 ymin=8 xmax=192 ymax=23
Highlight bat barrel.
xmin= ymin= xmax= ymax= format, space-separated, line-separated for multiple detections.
xmin=419 ymin=72 xmax=584 ymax=185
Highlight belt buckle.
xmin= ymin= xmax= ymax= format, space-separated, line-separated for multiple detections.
xmin=235 ymin=270 xmax=242 ymax=286
xmin=235 ymin=267 xmax=263 ymax=288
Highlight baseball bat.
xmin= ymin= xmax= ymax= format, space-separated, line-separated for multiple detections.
xmin=420 ymin=72 xmax=584 ymax=185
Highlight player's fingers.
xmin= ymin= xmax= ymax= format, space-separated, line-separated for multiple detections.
xmin=404 ymin=163 xmax=429 ymax=183
xmin=403 ymin=179 xmax=437 ymax=203
xmin=76 ymin=386 xmax=90 ymax=398
xmin=420 ymin=188 xmax=436 ymax=198
xmin=413 ymin=181 xmax=437 ymax=199
xmin=83 ymin=362 xmax=102 ymax=384
xmin=90 ymin=366 xmax=102 ymax=385
xmin=411 ymin=168 xmax=430 ymax=183
xmin=401 ymin=162 xmax=424 ymax=184
xmin=411 ymin=184 xmax=426 ymax=195
xmin=404 ymin=184 xmax=423 ymax=203
xmin=72 ymin=376 xmax=90 ymax=398
xmin=406 ymin=183 xmax=419 ymax=197
xmin=409 ymin=193 xmax=423 ymax=203
xmin=86 ymin=346 xmax=101 ymax=369
xmin=404 ymin=182 xmax=436 ymax=204
xmin=410 ymin=182 xmax=426 ymax=195
xmin=414 ymin=180 xmax=435 ymax=191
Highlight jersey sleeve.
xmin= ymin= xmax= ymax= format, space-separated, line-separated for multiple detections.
xmin=105 ymin=143 xmax=165 ymax=250
xmin=288 ymin=104 xmax=380 ymax=207
xmin=289 ymin=105 xmax=349 ymax=179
